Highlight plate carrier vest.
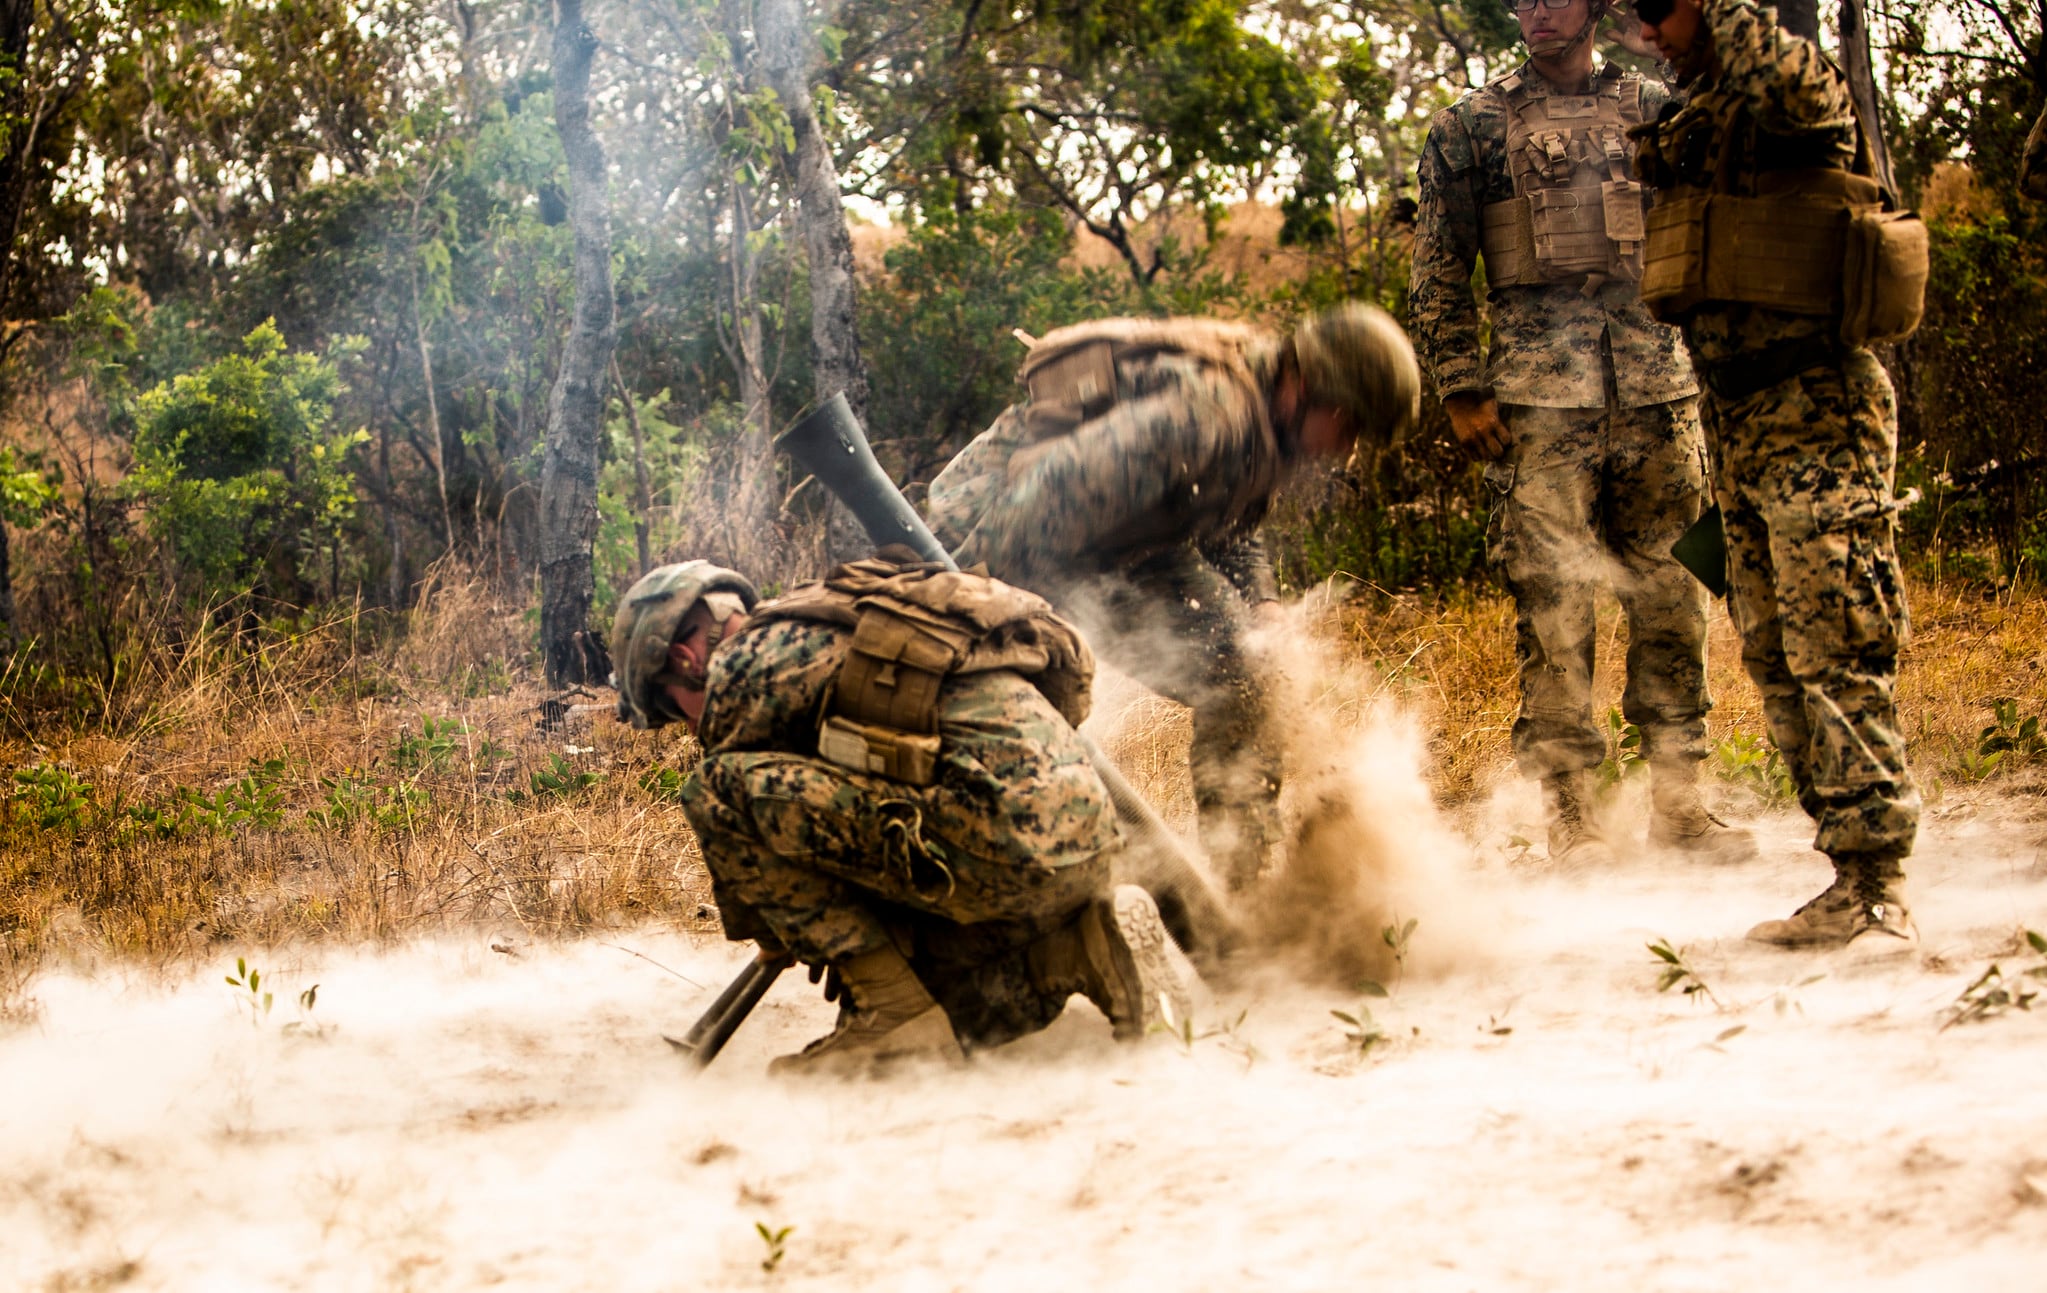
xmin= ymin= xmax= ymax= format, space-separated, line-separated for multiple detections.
xmin=1478 ymin=65 xmax=1651 ymax=292
xmin=743 ymin=555 xmax=1096 ymax=787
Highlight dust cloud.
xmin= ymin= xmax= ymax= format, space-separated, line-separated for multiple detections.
xmin=9 ymin=608 xmax=2047 ymax=1289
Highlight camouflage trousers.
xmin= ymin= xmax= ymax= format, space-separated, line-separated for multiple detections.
xmin=1701 ymin=350 xmax=1919 ymax=861
xmin=1055 ymin=546 xmax=1283 ymax=890
xmin=679 ymin=681 xmax=1118 ymax=1048
xmin=1489 ymin=397 xmax=1712 ymax=778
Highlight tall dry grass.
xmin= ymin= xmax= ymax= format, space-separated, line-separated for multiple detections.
xmin=5 ymin=566 xmax=2045 ymax=1022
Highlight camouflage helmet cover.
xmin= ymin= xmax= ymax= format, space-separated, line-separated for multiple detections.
xmin=611 ymin=560 xmax=759 ymax=730
xmin=1290 ymin=302 xmax=1423 ymax=450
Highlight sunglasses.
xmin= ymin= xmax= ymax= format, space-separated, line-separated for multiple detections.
xmin=1629 ymin=0 xmax=1677 ymax=22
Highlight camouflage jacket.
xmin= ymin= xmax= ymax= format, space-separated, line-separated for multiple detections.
xmin=925 ymin=334 xmax=1285 ymax=602
xmin=1410 ymin=61 xmax=1697 ymax=410
xmin=1630 ymin=0 xmax=1860 ymax=368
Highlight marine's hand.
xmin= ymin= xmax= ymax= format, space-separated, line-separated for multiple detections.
xmin=1603 ymin=17 xmax=1659 ymax=59
xmin=807 ymin=958 xmax=844 ymax=1003
xmin=1444 ymin=392 xmax=1511 ymax=461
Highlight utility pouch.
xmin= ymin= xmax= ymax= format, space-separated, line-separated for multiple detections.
xmin=1601 ymin=179 xmax=1647 ymax=279
xmin=1839 ymin=208 xmax=1929 ymax=347
xmin=817 ymin=714 xmax=943 ymax=785
xmin=818 ymin=603 xmax=973 ymax=787
xmin=1641 ymin=194 xmax=1711 ymax=323
xmin=1023 ymin=339 xmax=1116 ymax=440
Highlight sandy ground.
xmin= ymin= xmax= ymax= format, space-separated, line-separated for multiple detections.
xmin=7 ymin=783 xmax=2047 ymax=1292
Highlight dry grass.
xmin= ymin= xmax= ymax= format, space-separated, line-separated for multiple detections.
xmin=4 ymin=568 xmax=2044 ymax=1019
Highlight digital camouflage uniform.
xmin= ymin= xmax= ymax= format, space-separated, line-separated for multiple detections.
xmin=679 ymin=604 xmax=1122 ymax=1048
xmin=925 ymin=329 xmax=1289 ymax=889
xmin=1410 ymin=61 xmax=1713 ymax=785
xmin=1632 ymin=0 xmax=1919 ymax=869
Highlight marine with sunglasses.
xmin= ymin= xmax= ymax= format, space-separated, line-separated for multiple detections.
xmin=1409 ymin=0 xmax=1749 ymax=872
xmin=1628 ymin=0 xmax=1925 ymax=952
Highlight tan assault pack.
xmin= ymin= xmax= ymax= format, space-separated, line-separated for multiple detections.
xmin=1640 ymin=97 xmax=1928 ymax=346
xmin=1479 ymin=65 xmax=1651 ymax=291
xmin=748 ymin=555 xmax=1096 ymax=786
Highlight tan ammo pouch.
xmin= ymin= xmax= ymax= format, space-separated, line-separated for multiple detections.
xmin=1023 ymin=338 xmax=1117 ymax=439
xmin=1643 ymin=192 xmax=1848 ymax=323
xmin=817 ymin=714 xmax=942 ymax=785
xmin=1839 ymin=208 xmax=1928 ymax=346
xmin=816 ymin=601 xmax=976 ymax=787
xmin=1482 ymin=179 xmax=1648 ymax=287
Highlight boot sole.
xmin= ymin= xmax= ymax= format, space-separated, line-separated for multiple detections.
xmin=1107 ymin=885 xmax=1193 ymax=1042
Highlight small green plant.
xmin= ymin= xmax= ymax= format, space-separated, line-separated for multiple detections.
xmin=1595 ymin=708 xmax=1647 ymax=790
xmin=1940 ymin=930 xmax=2047 ymax=1031
xmin=282 ymin=983 xmax=329 ymax=1038
xmin=180 ymin=763 xmax=288 ymax=833
xmin=1648 ymin=938 xmax=1721 ymax=1008
xmin=1149 ymin=999 xmax=1260 ymax=1066
xmin=1331 ymin=1002 xmax=1388 ymax=1055
xmin=391 ymin=716 xmax=471 ymax=771
xmin=1712 ymin=731 xmax=1797 ymax=807
xmin=8 ymin=763 xmax=93 ymax=832
xmin=527 ymin=753 xmax=604 ymax=800
xmin=1382 ymin=916 xmax=1417 ymax=985
xmin=1978 ymin=699 xmax=2047 ymax=762
xmin=638 ymin=766 xmax=686 ymax=800
xmin=226 ymin=956 xmax=274 ymax=1025
xmin=306 ymin=772 xmax=430 ymax=831
xmin=755 ymin=1222 xmax=793 ymax=1274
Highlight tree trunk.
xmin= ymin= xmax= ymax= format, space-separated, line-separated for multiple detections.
xmin=758 ymin=0 xmax=873 ymax=564
xmin=539 ymin=0 xmax=615 ymax=687
xmin=379 ymin=426 xmax=408 ymax=607
xmin=1776 ymin=0 xmax=1821 ymax=44
xmin=1838 ymin=0 xmax=1894 ymax=195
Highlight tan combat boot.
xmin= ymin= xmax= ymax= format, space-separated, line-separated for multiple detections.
xmin=769 ymin=944 xmax=965 ymax=1076
xmin=1746 ymin=855 xmax=1916 ymax=955
xmin=1648 ymin=762 xmax=1759 ymax=865
xmin=1543 ymin=771 xmax=1615 ymax=870
xmin=1842 ymin=857 xmax=1918 ymax=960
xmin=1029 ymin=885 xmax=1193 ymax=1040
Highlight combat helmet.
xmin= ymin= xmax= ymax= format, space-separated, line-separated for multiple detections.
xmin=1291 ymin=302 xmax=1423 ymax=450
xmin=611 ymin=560 xmax=759 ymax=730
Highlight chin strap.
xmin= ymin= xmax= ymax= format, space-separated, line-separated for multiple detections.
xmin=1526 ymin=0 xmax=1607 ymax=59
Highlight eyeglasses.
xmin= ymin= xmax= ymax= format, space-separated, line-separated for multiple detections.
xmin=1507 ymin=0 xmax=1578 ymax=12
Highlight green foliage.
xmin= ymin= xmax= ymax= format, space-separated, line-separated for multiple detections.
xmin=523 ymin=754 xmax=604 ymax=801
xmin=391 ymin=717 xmax=501 ymax=771
xmin=637 ymin=766 xmax=686 ymax=800
xmin=307 ymin=770 xmax=428 ymax=832
xmin=0 ymin=446 xmax=57 ymax=529
xmin=130 ymin=321 xmax=365 ymax=604
xmin=1331 ymin=1003 xmax=1388 ymax=1056
xmin=1647 ymin=938 xmax=1721 ymax=1008
xmin=1595 ymin=708 xmax=1647 ymax=791
xmin=1712 ymin=731 xmax=1797 ymax=808
xmin=1941 ymin=930 xmax=2047 ymax=1030
xmin=7 ymin=764 xmax=93 ymax=832
xmin=225 ymin=956 xmax=274 ymax=1025
xmin=755 ymin=1222 xmax=793 ymax=1274
xmin=1978 ymin=699 xmax=2046 ymax=761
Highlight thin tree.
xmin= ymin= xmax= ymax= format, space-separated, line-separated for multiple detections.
xmin=539 ymin=0 xmax=616 ymax=686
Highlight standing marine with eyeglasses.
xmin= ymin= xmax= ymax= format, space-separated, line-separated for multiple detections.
xmin=1409 ymin=0 xmax=1750 ymax=870
xmin=1628 ymin=0 xmax=1927 ymax=953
